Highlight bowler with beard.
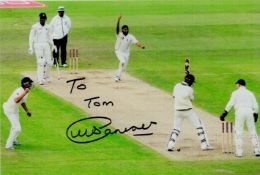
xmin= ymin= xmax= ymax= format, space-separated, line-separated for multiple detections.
xmin=114 ymin=15 xmax=145 ymax=82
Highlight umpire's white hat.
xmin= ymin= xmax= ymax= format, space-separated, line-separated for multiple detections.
xmin=58 ymin=6 xmax=65 ymax=12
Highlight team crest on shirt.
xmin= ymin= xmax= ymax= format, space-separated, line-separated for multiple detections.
xmin=120 ymin=37 xmax=129 ymax=42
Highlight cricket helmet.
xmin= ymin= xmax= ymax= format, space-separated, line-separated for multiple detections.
xmin=21 ymin=77 xmax=33 ymax=88
xmin=235 ymin=79 xmax=246 ymax=86
xmin=39 ymin=12 xmax=47 ymax=20
xmin=184 ymin=74 xmax=195 ymax=86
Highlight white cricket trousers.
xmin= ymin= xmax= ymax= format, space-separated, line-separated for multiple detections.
xmin=34 ymin=43 xmax=53 ymax=83
xmin=235 ymin=107 xmax=260 ymax=154
xmin=170 ymin=110 xmax=210 ymax=149
xmin=115 ymin=51 xmax=130 ymax=79
xmin=3 ymin=110 xmax=21 ymax=148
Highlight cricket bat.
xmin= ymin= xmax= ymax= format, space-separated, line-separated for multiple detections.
xmin=54 ymin=57 xmax=61 ymax=80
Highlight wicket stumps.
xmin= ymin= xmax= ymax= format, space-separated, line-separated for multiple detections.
xmin=69 ymin=48 xmax=79 ymax=74
xmin=222 ymin=121 xmax=234 ymax=153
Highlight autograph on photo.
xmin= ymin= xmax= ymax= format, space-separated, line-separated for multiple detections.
xmin=66 ymin=116 xmax=157 ymax=144
xmin=66 ymin=77 xmax=157 ymax=144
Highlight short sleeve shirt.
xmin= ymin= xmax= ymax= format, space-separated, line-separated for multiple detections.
xmin=115 ymin=32 xmax=138 ymax=53
xmin=3 ymin=87 xmax=28 ymax=114
xmin=173 ymin=82 xmax=194 ymax=110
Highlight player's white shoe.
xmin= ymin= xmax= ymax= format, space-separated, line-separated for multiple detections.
xmin=13 ymin=140 xmax=21 ymax=146
xmin=254 ymin=148 xmax=260 ymax=157
xmin=44 ymin=77 xmax=52 ymax=83
xmin=235 ymin=149 xmax=243 ymax=157
xmin=201 ymin=145 xmax=214 ymax=151
xmin=5 ymin=146 xmax=15 ymax=150
xmin=235 ymin=153 xmax=242 ymax=158
xmin=167 ymin=140 xmax=175 ymax=151
xmin=113 ymin=76 xmax=120 ymax=82
xmin=38 ymin=81 xmax=44 ymax=85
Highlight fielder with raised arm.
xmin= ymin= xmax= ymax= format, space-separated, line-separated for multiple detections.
xmin=3 ymin=77 xmax=33 ymax=150
xmin=220 ymin=79 xmax=260 ymax=157
xmin=167 ymin=74 xmax=213 ymax=151
xmin=114 ymin=15 xmax=145 ymax=82
xmin=28 ymin=12 xmax=57 ymax=85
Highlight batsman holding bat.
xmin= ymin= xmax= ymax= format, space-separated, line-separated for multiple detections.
xmin=219 ymin=79 xmax=260 ymax=157
xmin=114 ymin=15 xmax=145 ymax=82
xmin=3 ymin=77 xmax=33 ymax=150
xmin=167 ymin=74 xmax=213 ymax=151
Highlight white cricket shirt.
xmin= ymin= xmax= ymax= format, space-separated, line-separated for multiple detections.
xmin=225 ymin=86 xmax=259 ymax=113
xmin=3 ymin=87 xmax=28 ymax=114
xmin=173 ymin=82 xmax=194 ymax=110
xmin=50 ymin=15 xmax=71 ymax=39
xmin=115 ymin=32 xmax=138 ymax=54
xmin=29 ymin=22 xmax=53 ymax=47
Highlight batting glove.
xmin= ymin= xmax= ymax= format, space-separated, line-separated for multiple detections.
xmin=253 ymin=113 xmax=258 ymax=123
xmin=28 ymin=48 xmax=33 ymax=55
xmin=220 ymin=110 xmax=228 ymax=121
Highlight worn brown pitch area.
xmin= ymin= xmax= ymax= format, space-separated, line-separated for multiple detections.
xmin=23 ymin=70 xmax=257 ymax=160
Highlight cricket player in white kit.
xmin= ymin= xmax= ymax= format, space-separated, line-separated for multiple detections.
xmin=3 ymin=77 xmax=33 ymax=150
xmin=28 ymin=13 xmax=57 ymax=85
xmin=167 ymin=74 xmax=213 ymax=151
xmin=220 ymin=79 xmax=260 ymax=157
xmin=114 ymin=15 xmax=145 ymax=82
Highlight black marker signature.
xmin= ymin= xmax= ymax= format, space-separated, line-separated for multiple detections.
xmin=66 ymin=116 xmax=157 ymax=144
xmin=66 ymin=77 xmax=86 ymax=94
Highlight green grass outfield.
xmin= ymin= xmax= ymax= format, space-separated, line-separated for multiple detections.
xmin=1 ymin=0 xmax=260 ymax=174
